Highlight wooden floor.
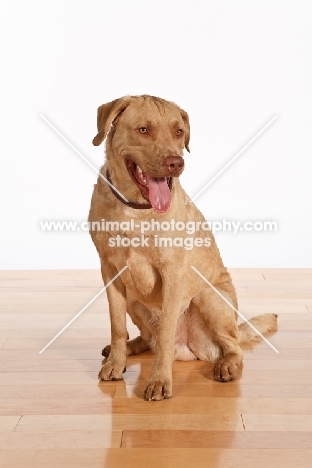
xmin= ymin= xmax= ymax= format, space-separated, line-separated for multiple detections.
xmin=0 ymin=269 xmax=312 ymax=467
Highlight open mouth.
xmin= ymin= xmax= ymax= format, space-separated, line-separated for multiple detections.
xmin=126 ymin=159 xmax=172 ymax=213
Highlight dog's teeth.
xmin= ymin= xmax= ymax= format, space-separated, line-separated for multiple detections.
xmin=136 ymin=165 xmax=147 ymax=184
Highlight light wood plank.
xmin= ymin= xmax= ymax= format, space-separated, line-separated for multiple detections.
xmin=242 ymin=358 xmax=312 ymax=370
xmin=1 ymin=448 xmax=311 ymax=468
xmin=0 ymin=416 xmax=21 ymax=432
xmin=0 ymin=348 xmax=104 ymax=360
xmin=228 ymin=268 xmax=265 ymax=280
xmin=260 ymin=268 xmax=312 ymax=280
xmin=0 ymin=398 xmax=114 ymax=415
xmin=0 ymin=269 xmax=97 ymax=275
xmin=0 ymin=349 xmax=102 ymax=360
xmin=121 ymin=368 xmax=312 ymax=385
xmin=0 ymin=279 xmax=76 ymax=288
xmin=0 ymin=305 xmax=108 ymax=314
xmin=0 ymin=328 xmax=111 ymax=339
xmin=270 ymin=330 xmax=312 ymax=338
xmin=242 ymin=305 xmax=309 ymax=314
xmin=272 ymin=319 xmax=312 ymax=331
xmin=0 ymin=339 xmax=6 ymax=349
xmin=0 ymin=292 xmax=109 ymax=305
xmin=236 ymin=300 xmax=309 ymax=313
xmin=0 ymin=371 xmax=103 ymax=385
xmin=0 ymin=314 xmax=110 ymax=329
xmin=0 ymin=359 xmax=101 ymax=372
xmin=121 ymin=430 xmax=312 ymax=448
xmin=0 ymin=286 xmax=103 ymax=292
xmin=245 ymin=279 xmax=312 ymax=291
xmin=111 ymin=397 xmax=312 ymax=415
xmin=243 ymin=414 xmax=312 ymax=431
xmin=2 ymin=337 xmax=110 ymax=350
xmin=0 ymin=384 xmax=115 ymax=400
xmin=115 ymin=382 xmax=312 ymax=399
xmin=243 ymin=337 xmax=312 ymax=349
xmin=15 ymin=414 xmax=243 ymax=432
xmin=0 ymin=430 xmax=121 ymax=449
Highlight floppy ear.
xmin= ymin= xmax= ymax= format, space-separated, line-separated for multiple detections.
xmin=179 ymin=108 xmax=190 ymax=152
xmin=92 ymin=96 xmax=132 ymax=146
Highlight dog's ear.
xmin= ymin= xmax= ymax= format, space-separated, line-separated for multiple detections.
xmin=92 ymin=97 xmax=132 ymax=146
xmin=180 ymin=108 xmax=190 ymax=152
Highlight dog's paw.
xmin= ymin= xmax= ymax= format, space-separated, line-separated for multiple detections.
xmin=101 ymin=345 xmax=111 ymax=358
xmin=144 ymin=379 xmax=172 ymax=401
xmin=214 ymin=360 xmax=238 ymax=382
xmin=98 ymin=361 xmax=124 ymax=381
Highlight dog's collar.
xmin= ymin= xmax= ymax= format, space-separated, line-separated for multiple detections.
xmin=106 ymin=169 xmax=153 ymax=209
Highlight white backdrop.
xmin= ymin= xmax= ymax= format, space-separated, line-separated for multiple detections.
xmin=1 ymin=0 xmax=311 ymax=269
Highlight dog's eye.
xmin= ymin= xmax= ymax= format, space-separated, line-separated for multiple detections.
xmin=139 ymin=127 xmax=148 ymax=134
xmin=176 ymin=129 xmax=183 ymax=136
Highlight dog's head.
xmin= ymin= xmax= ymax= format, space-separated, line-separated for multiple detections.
xmin=92 ymin=95 xmax=190 ymax=213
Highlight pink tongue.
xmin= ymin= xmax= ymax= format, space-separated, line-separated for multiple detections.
xmin=146 ymin=176 xmax=171 ymax=213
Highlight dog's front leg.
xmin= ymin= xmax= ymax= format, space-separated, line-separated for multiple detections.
xmin=98 ymin=264 xmax=127 ymax=381
xmin=144 ymin=276 xmax=182 ymax=401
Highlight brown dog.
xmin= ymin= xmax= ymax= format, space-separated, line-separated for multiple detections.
xmin=88 ymin=95 xmax=277 ymax=401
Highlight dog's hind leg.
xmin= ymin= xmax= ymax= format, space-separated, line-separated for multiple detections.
xmin=192 ymin=284 xmax=243 ymax=382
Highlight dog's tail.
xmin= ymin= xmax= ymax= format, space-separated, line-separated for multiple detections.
xmin=238 ymin=313 xmax=278 ymax=344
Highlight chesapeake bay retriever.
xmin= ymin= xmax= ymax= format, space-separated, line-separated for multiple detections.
xmin=88 ymin=95 xmax=277 ymax=401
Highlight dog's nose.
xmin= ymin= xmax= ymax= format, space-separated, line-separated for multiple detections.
xmin=163 ymin=156 xmax=184 ymax=176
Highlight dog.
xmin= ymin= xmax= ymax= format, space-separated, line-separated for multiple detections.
xmin=88 ymin=95 xmax=277 ymax=401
